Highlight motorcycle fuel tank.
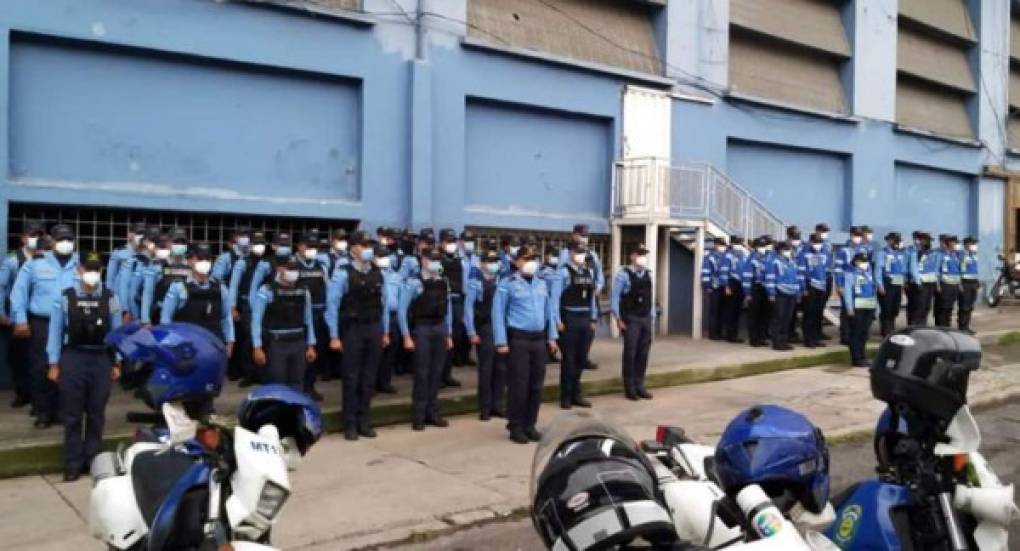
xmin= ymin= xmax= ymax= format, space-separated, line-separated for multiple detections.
xmin=827 ymin=480 xmax=913 ymax=550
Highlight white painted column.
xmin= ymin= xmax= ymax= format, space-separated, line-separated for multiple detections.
xmin=610 ymin=222 xmax=623 ymax=338
xmin=664 ymin=0 xmax=729 ymax=95
xmin=851 ymin=0 xmax=898 ymax=121
xmin=644 ymin=222 xmax=660 ymax=335
xmin=691 ymin=226 xmax=706 ymax=339
xmin=974 ymin=0 xmax=1009 ymax=166
xmin=657 ymin=226 xmax=671 ymax=335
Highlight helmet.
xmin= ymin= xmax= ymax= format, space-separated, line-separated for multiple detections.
xmin=714 ymin=405 xmax=830 ymax=514
xmin=238 ymin=384 xmax=323 ymax=456
xmin=870 ymin=328 xmax=980 ymax=423
xmin=531 ymin=411 xmax=675 ymax=550
xmin=105 ymin=323 xmax=226 ymax=412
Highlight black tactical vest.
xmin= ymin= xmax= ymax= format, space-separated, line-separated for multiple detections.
xmin=265 ymin=282 xmax=306 ymax=332
xmin=296 ymin=261 xmax=327 ymax=306
xmin=620 ymin=268 xmax=652 ymax=317
xmin=473 ymin=277 xmax=496 ymax=328
xmin=65 ymin=288 xmax=112 ymax=347
xmin=152 ymin=261 xmax=191 ymax=323
xmin=561 ymin=264 xmax=595 ymax=310
xmin=441 ymin=255 xmax=464 ymax=295
xmin=339 ymin=265 xmax=383 ymax=323
xmin=238 ymin=256 xmax=261 ymax=303
xmin=412 ymin=277 xmax=448 ymax=324
xmin=174 ymin=281 xmax=224 ymax=338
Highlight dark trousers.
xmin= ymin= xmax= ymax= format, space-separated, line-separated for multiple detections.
xmin=848 ymin=308 xmax=875 ymax=364
xmin=450 ymin=296 xmax=470 ymax=365
xmin=507 ymin=330 xmax=547 ymax=433
xmin=622 ymin=315 xmax=652 ymax=395
xmin=59 ymin=347 xmax=112 ymax=474
xmin=475 ymin=323 xmax=504 ymax=415
xmin=341 ymin=320 xmax=382 ymax=430
xmin=559 ymin=313 xmax=593 ymax=403
xmin=304 ymin=311 xmax=328 ymax=393
xmin=878 ymin=281 xmax=903 ymax=337
xmin=747 ymin=284 xmax=771 ymax=345
xmin=770 ymin=294 xmax=796 ymax=348
xmin=265 ymin=336 xmax=306 ymax=391
xmin=233 ymin=305 xmax=255 ymax=382
xmin=706 ymin=288 xmax=724 ymax=339
xmin=377 ymin=311 xmax=400 ymax=391
xmin=411 ymin=322 xmax=448 ymax=424
xmin=802 ymin=287 xmax=827 ymax=345
xmin=722 ymin=280 xmax=744 ymax=341
xmin=30 ymin=316 xmax=58 ymax=422
xmin=839 ymin=303 xmax=850 ymax=344
xmin=909 ymin=282 xmax=936 ymax=326
xmin=6 ymin=326 xmax=32 ymax=403
xmin=905 ymin=282 xmax=918 ymax=325
xmin=934 ymin=283 xmax=960 ymax=327
xmin=958 ymin=280 xmax=979 ymax=331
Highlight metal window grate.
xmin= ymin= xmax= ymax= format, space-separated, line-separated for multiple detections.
xmin=7 ymin=203 xmax=358 ymax=263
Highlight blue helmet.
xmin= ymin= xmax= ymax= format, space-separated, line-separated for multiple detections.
xmin=714 ymin=404 xmax=830 ymax=514
xmin=106 ymin=322 xmax=226 ymax=411
xmin=238 ymin=385 xmax=323 ymax=456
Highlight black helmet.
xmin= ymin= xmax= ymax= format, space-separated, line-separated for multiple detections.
xmin=870 ymin=328 xmax=981 ymax=423
xmin=531 ymin=411 xmax=675 ymax=550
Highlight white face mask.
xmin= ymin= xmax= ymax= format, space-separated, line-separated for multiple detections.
xmin=443 ymin=243 xmax=458 ymax=255
xmin=334 ymin=240 xmax=348 ymax=252
xmin=236 ymin=236 xmax=251 ymax=247
xmin=155 ymin=248 xmax=171 ymax=260
xmin=463 ymin=242 xmax=475 ymax=253
xmin=820 ymin=232 xmax=830 ymax=241
xmin=486 ymin=262 xmax=501 ymax=273
xmin=811 ymin=243 xmax=822 ymax=252
xmin=635 ymin=255 xmax=649 ymax=268
xmin=251 ymin=243 xmax=266 ymax=256
xmin=791 ymin=239 xmax=802 ymax=247
xmin=81 ymin=271 xmax=101 ymax=287
xmin=732 ymin=245 xmax=746 ymax=254
xmin=546 ymin=255 xmax=558 ymax=265
xmin=25 ymin=236 xmax=38 ymax=250
xmin=756 ymin=247 xmax=767 ymax=255
xmin=573 ymin=253 xmax=587 ymax=265
xmin=781 ymin=250 xmax=793 ymax=259
xmin=171 ymin=244 xmax=187 ymax=257
xmin=509 ymin=246 xmax=520 ymax=256
xmin=194 ymin=260 xmax=212 ymax=275
xmin=967 ymin=245 xmax=977 ymax=253
xmin=766 ymin=244 xmax=775 ymax=252
xmin=851 ymin=236 xmax=862 ymax=245
xmin=857 ymin=262 xmax=870 ymax=271
xmin=282 ymin=270 xmax=300 ymax=283
xmin=954 ymin=244 xmax=963 ymax=251
xmin=864 ymin=233 xmax=873 ymax=242
xmin=303 ymin=248 xmax=318 ymax=260
xmin=521 ymin=260 xmax=539 ymax=275
xmin=715 ymin=246 xmax=727 ymax=253
xmin=54 ymin=240 xmax=75 ymax=255
xmin=375 ymin=256 xmax=391 ymax=269
xmin=131 ymin=235 xmax=143 ymax=246
xmin=145 ymin=241 xmax=157 ymax=252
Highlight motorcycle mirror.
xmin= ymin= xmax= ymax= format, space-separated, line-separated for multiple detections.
xmin=934 ymin=405 xmax=981 ymax=455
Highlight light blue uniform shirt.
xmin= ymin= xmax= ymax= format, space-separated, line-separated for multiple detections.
xmin=550 ymin=264 xmax=599 ymax=326
xmin=123 ymin=256 xmax=154 ymax=319
xmin=228 ymin=256 xmax=270 ymax=310
xmin=249 ymin=281 xmax=316 ymax=348
xmin=798 ymin=247 xmax=832 ymax=291
xmin=105 ymin=245 xmax=134 ymax=292
xmin=212 ymin=248 xmax=242 ymax=283
xmin=610 ymin=267 xmax=656 ymax=320
xmin=765 ymin=255 xmax=803 ymax=297
xmin=382 ymin=267 xmax=403 ymax=313
xmin=463 ymin=271 xmax=498 ymax=337
xmin=46 ymin=281 xmax=123 ymax=364
xmin=842 ymin=266 xmax=878 ymax=315
xmin=492 ymin=272 xmax=557 ymax=346
xmin=159 ymin=278 xmax=235 ymax=342
xmin=397 ymin=275 xmax=453 ymax=337
xmin=11 ymin=252 xmax=80 ymax=324
xmin=0 ymin=249 xmax=32 ymax=318
xmin=874 ymin=246 xmax=909 ymax=290
xmin=398 ymin=254 xmax=421 ymax=280
xmin=324 ymin=262 xmax=391 ymax=339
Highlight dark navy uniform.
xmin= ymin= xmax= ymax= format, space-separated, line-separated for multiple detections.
xmin=295 ymin=256 xmax=329 ymax=396
xmin=908 ymin=241 xmax=939 ymax=326
xmin=465 ymin=267 xmax=503 ymax=419
xmin=550 ymin=261 xmax=597 ymax=408
xmin=611 ymin=264 xmax=654 ymax=399
xmin=440 ymin=249 xmax=468 ymax=382
xmin=0 ymin=247 xmax=37 ymax=407
xmin=934 ymin=246 xmax=962 ymax=327
xmin=250 ymin=280 xmax=316 ymax=390
xmin=741 ymin=245 xmax=771 ymax=347
xmin=141 ymin=259 xmax=191 ymax=326
xmin=958 ymin=243 xmax=980 ymax=332
xmin=399 ymin=272 xmax=452 ymax=428
xmin=874 ymin=242 xmax=908 ymax=337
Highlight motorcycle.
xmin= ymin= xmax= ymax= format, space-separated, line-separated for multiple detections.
xmin=984 ymin=252 xmax=1020 ymax=307
xmin=88 ymin=323 xmax=323 ymax=551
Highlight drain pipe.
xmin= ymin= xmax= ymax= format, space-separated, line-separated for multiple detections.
xmin=415 ymin=0 xmax=427 ymax=61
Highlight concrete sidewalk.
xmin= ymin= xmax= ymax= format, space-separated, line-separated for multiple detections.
xmin=5 ymin=342 xmax=1019 ymax=551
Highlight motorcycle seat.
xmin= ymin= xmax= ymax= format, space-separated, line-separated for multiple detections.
xmin=131 ymin=448 xmax=199 ymax=526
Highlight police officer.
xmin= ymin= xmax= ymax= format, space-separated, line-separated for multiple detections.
xmin=874 ymin=232 xmax=908 ymax=337
xmin=141 ymin=228 xmax=191 ymax=326
xmin=721 ymin=236 xmax=747 ymax=343
xmin=45 ymin=252 xmax=121 ymax=481
xmin=860 ymin=225 xmax=876 ymax=260
xmin=250 ymin=258 xmax=317 ymax=391
xmin=958 ymin=237 xmax=980 ymax=334
xmin=611 ymin=243 xmax=655 ymax=401
xmin=465 ymin=246 xmax=505 ymax=421
xmin=439 ymin=228 xmax=468 ymax=383
xmin=908 ymin=232 xmax=938 ymax=326
xmin=11 ymin=224 xmax=80 ymax=428
xmin=400 ymin=228 xmax=434 ymax=281
xmin=934 ymin=235 xmax=962 ymax=328
xmin=326 ymin=230 xmax=389 ymax=441
xmin=834 ymin=226 xmax=866 ymax=345
xmin=326 ymin=228 xmax=351 ymax=278
xmin=498 ymin=234 xmax=521 ymax=279
xmin=375 ymin=242 xmax=402 ymax=394
xmin=538 ymin=241 xmax=563 ymax=366
xmin=293 ymin=231 xmax=329 ymax=401
xmin=786 ymin=227 xmax=806 ymax=341
xmin=842 ymin=252 xmax=877 ymax=367
xmin=246 ymin=232 xmax=294 ymax=302
xmin=119 ymin=226 xmax=161 ymax=322
xmin=742 ymin=237 xmax=772 ymax=347
xmin=161 ymin=242 xmax=234 ymax=351
xmin=904 ymin=230 xmax=923 ymax=322
xmin=399 ymin=247 xmax=452 ymax=431
xmin=1 ymin=220 xmax=45 ymax=409
xmin=551 ymin=242 xmax=596 ymax=409
xmin=493 ymin=245 xmax=558 ymax=444
xmin=766 ymin=241 xmax=802 ymax=351
xmin=701 ymin=237 xmax=728 ymax=341
xmin=105 ymin=222 xmax=146 ymax=301
xmin=228 ymin=230 xmax=267 ymax=385
xmin=798 ymin=233 xmax=831 ymax=348
xmin=212 ymin=226 xmax=250 ymax=284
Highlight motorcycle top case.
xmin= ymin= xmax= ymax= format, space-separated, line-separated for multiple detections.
xmin=827 ymin=480 xmax=913 ymax=550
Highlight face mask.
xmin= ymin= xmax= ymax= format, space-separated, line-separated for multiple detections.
xmin=359 ymin=249 xmax=374 ymax=262
xmin=573 ymin=253 xmax=586 ymax=265
xmin=954 ymin=244 xmax=963 ymax=251
xmin=781 ymin=250 xmax=793 ymax=259
xmin=820 ymin=232 xmax=830 ymax=241
xmin=577 ymin=236 xmax=589 ymax=246
xmin=171 ymin=244 xmax=187 ymax=257
xmin=733 ymin=245 xmax=745 ymax=254
xmin=850 ymin=236 xmax=862 ymax=245
xmin=857 ymin=262 xmax=870 ymax=271
xmin=443 ymin=243 xmax=457 ymax=255
xmin=521 ymin=260 xmax=539 ymax=275
xmin=303 ymin=248 xmax=318 ymax=260
xmin=237 ymin=236 xmax=251 ymax=247
xmin=463 ymin=242 xmax=475 ymax=253
xmin=791 ymin=239 xmax=802 ymax=248
xmin=281 ymin=270 xmax=299 ymax=283
xmin=811 ymin=243 xmax=822 ymax=252
xmin=251 ymin=243 xmax=266 ymax=256
xmin=546 ymin=255 xmax=558 ymax=265
xmin=967 ymin=245 xmax=977 ymax=253
xmin=766 ymin=244 xmax=775 ymax=252
xmin=864 ymin=234 xmax=873 ymax=242
xmin=194 ymin=260 xmax=212 ymax=275
xmin=891 ymin=242 xmax=902 ymax=250
xmin=25 ymin=237 xmax=38 ymax=250
xmin=756 ymin=247 xmax=766 ymax=255
xmin=145 ymin=241 xmax=157 ymax=252
xmin=509 ymin=246 xmax=520 ymax=256
xmin=54 ymin=240 xmax=75 ymax=255
xmin=334 ymin=240 xmax=348 ymax=252
xmin=428 ymin=260 xmax=443 ymax=273
xmin=635 ymin=255 xmax=649 ymax=268
xmin=275 ymin=246 xmax=292 ymax=257
xmin=131 ymin=235 xmax=143 ymax=246
xmin=486 ymin=262 xmax=501 ymax=273
xmin=155 ymin=248 xmax=171 ymax=260
xmin=81 ymin=271 xmax=101 ymax=287
xmin=715 ymin=246 xmax=727 ymax=253
xmin=376 ymin=257 xmax=391 ymax=269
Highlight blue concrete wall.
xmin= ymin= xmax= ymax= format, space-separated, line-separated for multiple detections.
xmin=893 ymin=163 xmax=973 ymax=238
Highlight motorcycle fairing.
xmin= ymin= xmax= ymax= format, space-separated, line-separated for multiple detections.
xmin=827 ymin=480 xmax=913 ymax=550
xmin=147 ymin=461 xmax=211 ymax=551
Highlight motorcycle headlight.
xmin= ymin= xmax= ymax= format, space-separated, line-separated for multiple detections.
xmin=256 ymin=481 xmax=289 ymax=520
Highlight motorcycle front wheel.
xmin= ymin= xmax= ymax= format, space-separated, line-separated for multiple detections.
xmin=986 ymin=277 xmax=1006 ymax=308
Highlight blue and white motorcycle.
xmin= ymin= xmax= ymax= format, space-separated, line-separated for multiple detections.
xmin=87 ymin=323 xmax=324 ymax=551
xmin=827 ymin=328 xmax=1017 ymax=550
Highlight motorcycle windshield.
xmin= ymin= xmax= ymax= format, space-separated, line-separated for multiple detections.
xmin=530 ymin=410 xmax=643 ymax=504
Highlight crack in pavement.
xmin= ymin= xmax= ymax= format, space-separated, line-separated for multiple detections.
xmin=42 ymin=474 xmax=87 ymax=524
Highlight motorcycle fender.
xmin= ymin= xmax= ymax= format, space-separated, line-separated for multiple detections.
xmin=89 ymin=474 xmax=148 ymax=549
xmin=826 ymin=480 xmax=912 ymax=551
xmin=226 ymin=425 xmax=291 ymax=530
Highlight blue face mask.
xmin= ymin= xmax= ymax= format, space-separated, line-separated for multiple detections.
xmin=486 ymin=262 xmax=500 ymax=273
xmin=360 ymin=249 xmax=374 ymax=262
xmin=428 ymin=260 xmax=443 ymax=273
xmin=171 ymin=244 xmax=187 ymax=256
xmin=275 ymin=246 xmax=292 ymax=257
xmin=464 ymin=242 xmax=475 ymax=253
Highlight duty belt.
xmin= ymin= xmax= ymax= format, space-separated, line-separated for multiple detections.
xmin=885 ymin=274 xmax=905 ymax=286
xmin=919 ymin=273 xmax=938 ymax=283
xmin=854 ymin=297 xmax=878 ymax=309
xmin=941 ymin=275 xmax=961 ymax=285
xmin=962 ymin=274 xmax=979 ymax=280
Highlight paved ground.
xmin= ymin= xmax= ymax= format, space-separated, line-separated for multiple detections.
xmin=1 ymin=342 xmax=1018 ymax=550
xmin=405 ymin=401 xmax=1020 ymax=551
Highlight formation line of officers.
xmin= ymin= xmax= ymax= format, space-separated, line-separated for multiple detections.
xmin=702 ymin=223 xmax=981 ymax=367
